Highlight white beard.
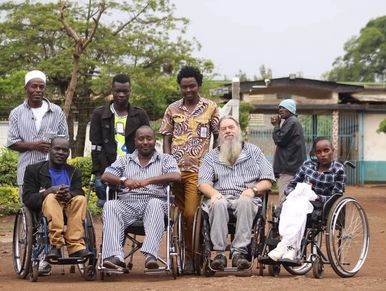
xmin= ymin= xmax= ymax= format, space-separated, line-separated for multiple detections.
xmin=219 ymin=131 xmax=243 ymax=166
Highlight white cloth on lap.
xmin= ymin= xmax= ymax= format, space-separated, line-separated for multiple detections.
xmin=278 ymin=183 xmax=318 ymax=250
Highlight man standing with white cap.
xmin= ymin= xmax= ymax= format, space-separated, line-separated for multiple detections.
xmin=271 ymin=99 xmax=306 ymax=203
xmin=7 ymin=69 xmax=68 ymax=274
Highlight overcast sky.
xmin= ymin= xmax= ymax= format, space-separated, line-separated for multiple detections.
xmin=172 ymin=0 xmax=386 ymax=80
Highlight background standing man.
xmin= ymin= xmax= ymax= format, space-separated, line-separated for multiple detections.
xmin=7 ymin=69 xmax=69 ymax=275
xmin=159 ymin=66 xmax=220 ymax=272
xmin=271 ymin=99 xmax=306 ymax=203
xmin=90 ymin=73 xmax=150 ymax=207
xmin=7 ymin=70 xmax=68 ymax=194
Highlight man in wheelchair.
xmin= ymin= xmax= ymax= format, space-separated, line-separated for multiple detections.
xmin=23 ymin=137 xmax=91 ymax=260
xmin=198 ymin=116 xmax=275 ymax=271
xmin=268 ymin=136 xmax=345 ymax=262
xmin=101 ymin=126 xmax=181 ymax=271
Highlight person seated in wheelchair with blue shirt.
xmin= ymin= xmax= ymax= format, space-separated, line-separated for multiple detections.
xmin=101 ymin=125 xmax=181 ymax=270
xmin=23 ymin=137 xmax=92 ymax=261
xmin=198 ymin=116 xmax=275 ymax=270
xmin=268 ymin=136 xmax=345 ymax=262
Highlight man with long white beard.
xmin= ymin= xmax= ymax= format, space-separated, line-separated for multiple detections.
xmin=198 ymin=116 xmax=275 ymax=270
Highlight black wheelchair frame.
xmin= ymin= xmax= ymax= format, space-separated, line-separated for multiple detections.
xmin=191 ymin=191 xmax=270 ymax=276
xmin=12 ymin=178 xmax=97 ymax=282
xmin=97 ymin=185 xmax=185 ymax=280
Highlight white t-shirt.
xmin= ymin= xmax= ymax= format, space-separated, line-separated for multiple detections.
xmin=31 ymin=100 xmax=48 ymax=132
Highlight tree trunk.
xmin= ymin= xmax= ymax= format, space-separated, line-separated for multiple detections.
xmin=63 ymin=54 xmax=80 ymax=118
xmin=73 ymin=109 xmax=89 ymax=157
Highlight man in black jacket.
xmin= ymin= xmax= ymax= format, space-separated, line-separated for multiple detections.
xmin=23 ymin=137 xmax=90 ymax=259
xmin=271 ymin=99 xmax=306 ymax=203
xmin=89 ymin=74 xmax=149 ymax=207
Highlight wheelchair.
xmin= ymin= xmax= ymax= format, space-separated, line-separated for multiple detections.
xmin=191 ymin=191 xmax=269 ymax=276
xmin=259 ymin=188 xmax=370 ymax=278
xmin=97 ymin=185 xmax=185 ymax=279
xmin=12 ymin=180 xmax=97 ymax=282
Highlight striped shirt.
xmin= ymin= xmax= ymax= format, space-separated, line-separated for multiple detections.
xmin=7 ymin=98 xmax=68 ymax=185
xmin=198 ymin=142 xmax=275 ymax=202
xmin=285 ymin=160 xmax=346 ymax=202
xmin=104 ymin=150 xmax=180 ymax=202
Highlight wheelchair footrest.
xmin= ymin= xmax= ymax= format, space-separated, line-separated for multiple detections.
xmin=144 ymin=267 xmax=167 ymax=275
xmin=278 ymin=258 xmax=302 ymax=266
xmin=49 ymin=257 xmax=91 ymax=265
xmin=99 ymin=266 xmax=129 ymax=274
xmin=258 ymin=256 xmax=279 ymax=265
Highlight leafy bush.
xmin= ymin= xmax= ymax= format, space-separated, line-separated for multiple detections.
xmin=67 ymin=156 xmax=92 ymax=188
xmin=0 ymin=186 xmax=20 ymax=215
xmin=0 ymin=148 xmax=18 ymax=186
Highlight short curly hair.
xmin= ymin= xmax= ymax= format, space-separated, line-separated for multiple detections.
xmin=176 ymin=66 xmax=203 ymax=86
xmin=112 ymin=74 xmax=131 ymax=85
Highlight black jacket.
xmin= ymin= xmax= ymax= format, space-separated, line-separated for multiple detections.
xmin=23 ymin=161 xmax=84 ymax=212
xmin=272 ymin=115 xmax=306 ymax=176
xmin=89 ymin=102 xmax=149 ymax=175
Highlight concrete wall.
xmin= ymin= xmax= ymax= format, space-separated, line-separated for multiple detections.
xmin=363 ymin=113 xmax=386 ymax=160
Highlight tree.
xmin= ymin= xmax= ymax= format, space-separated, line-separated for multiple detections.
xmin=259 ymin=64 xmax=272 ymax=80
xmin=0 ymin=0 xmax=212 ymax=156
xmin=325 ymin=15 xmax=386 ymax=82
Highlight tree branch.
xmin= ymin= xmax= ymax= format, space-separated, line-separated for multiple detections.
xmin=59 ymin=3 xmax=81 ymax=43
xmin=83 ymin=1 xmax=105 ymax=49
xmin=113 ymin=1 xmax=151 ymax=36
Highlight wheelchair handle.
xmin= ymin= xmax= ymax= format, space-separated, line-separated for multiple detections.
xmin=343 ymin=161 xmax=356 ymax=169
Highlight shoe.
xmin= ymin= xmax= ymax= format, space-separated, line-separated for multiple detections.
xmin=211 ymin=254 xmax=227 ymax=271
xmin=282 ymin=246 xmax=297 ymax=260
xmin=183 ymin=258 xmax=195 ymax=274
xmin=38 ymin=260 xmax=52 ymax=276
xmin=69 ymin=248 xmax=93 ymax=258
xmin=103 ymin=256 xmax=126 ymax=269
xmin=232 ymin=252 xmax=250 ymax=270
xmin=268 ymin=244 xmax=287 ymax=261
xmin=46 ymin=246 xmax=61 ymax=260
xmin=145 ymin=254 xmax=159 ymax=269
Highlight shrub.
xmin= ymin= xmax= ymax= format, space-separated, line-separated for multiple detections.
xmin=0 ymin=148 xmax=18 ymax=186
xmin=0 ymin=186 xmax=20 ymax=215
xmin=68 ymin=156 xmax=92 ymax=188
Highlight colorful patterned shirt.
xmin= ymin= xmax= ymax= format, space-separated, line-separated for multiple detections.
xmin=285 ymin=160 xmax=346 ymax=202
xmin=159 ymin=96 xmax=220 ymax=173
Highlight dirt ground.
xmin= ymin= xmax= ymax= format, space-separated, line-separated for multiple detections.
xmin=1 ymin=185 xmax=386 ymax=291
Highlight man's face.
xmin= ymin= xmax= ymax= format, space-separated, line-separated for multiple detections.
xmin=49 ymin=138 xmax=70 ymax=166
xmin=179 ymin=77 xmax=199 ymax=102
xmin=25 ymin=78 xmax=45 ymax=104
xmin=135 ymin=128 xmax=156 ymax=156
xmin=315 ymin=140 xmax=334 ymax=167
xmin=219 ymin=118 xmax=241 ymax=141
xmin=278 ymin=106 xmax=292 ymax=119
xmin=112 ymin=82 xmax=131 ymax=107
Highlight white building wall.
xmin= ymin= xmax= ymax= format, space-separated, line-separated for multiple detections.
xmin=363 ymin=114 xmax=386 ymax=161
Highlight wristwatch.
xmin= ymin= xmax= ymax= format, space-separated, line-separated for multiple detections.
xmin=251 ymin=186 xmax=259 ymax=196
xmin=119 ymin=177 xmax=128 ymax=186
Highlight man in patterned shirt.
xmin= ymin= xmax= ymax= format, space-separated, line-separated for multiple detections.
xmin=199 ymin=116 xmax=275 ymax=270
xmin=268 ymin=136 xmax=345 ymax=261
xmin=159 ymin=66 xmax=220 ymax=272
xmin=101 ymin=126 xmax=180 ymax=270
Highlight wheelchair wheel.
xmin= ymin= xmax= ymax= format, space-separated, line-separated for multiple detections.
xmin=326 ymin=196 xmax=369 ymax=278
xmin=312 ymin=256 xmax=324 ymax=279
xmin=12 ymin=207 xmax=33 ymax=279
xmin=172 ymin=207 xmax=184 ymax=276
xmin=192 ymin=207 xmax=203 ymax=275
xmin=284 ymin=231 xmax=322 ymax=276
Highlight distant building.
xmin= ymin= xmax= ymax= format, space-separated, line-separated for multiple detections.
xmin=213 ymin=77 xmax=386 ymax=184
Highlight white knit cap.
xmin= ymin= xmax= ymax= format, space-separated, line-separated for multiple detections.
xmin=25 ymin=70 xmax=46 ymax=85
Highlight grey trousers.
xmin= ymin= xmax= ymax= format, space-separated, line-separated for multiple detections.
xmin=208 ymin=196 xmax=259 ymax=255
xmin=277 ymin=174 xmax=294 ymax=203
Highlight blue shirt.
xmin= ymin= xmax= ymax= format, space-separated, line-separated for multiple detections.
xmin=49 ymin=166 xmax=70 ymax=188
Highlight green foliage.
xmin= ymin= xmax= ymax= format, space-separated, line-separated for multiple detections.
xmin=325 ymin=15 xmax=386 ymax=82
xmin=0 ymin=186 xmax=20 ymax=215
xmin=377 ymin=118 xmax=386 ymax=134
xmin=0 ymin=148 xmax=18 ymax=186
xmin=239 ymin=101 xmax=253 ymax=134
xmin=67 ymin=156 xmax=92 ymax=188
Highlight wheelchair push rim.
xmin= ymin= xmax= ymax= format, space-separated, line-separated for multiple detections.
xmin=326 ymin=196 xmax=369 ymax=278
xmin=13 ymin=207 xmax=33 ymax=279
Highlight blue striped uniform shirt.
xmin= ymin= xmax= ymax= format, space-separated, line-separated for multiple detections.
xmin=104 ymin=150 xmax=180 ymax=202
xmin=285 ymin=160 xmax=346 ymax=202
xmin=7 ymin=98 xmax=68 ymax=185
xmin=199 ymin=142 xmax=275 ymax=202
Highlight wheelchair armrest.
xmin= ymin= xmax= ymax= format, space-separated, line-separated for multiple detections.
xmin=322 ymin=193 xmax=343 ymax=218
